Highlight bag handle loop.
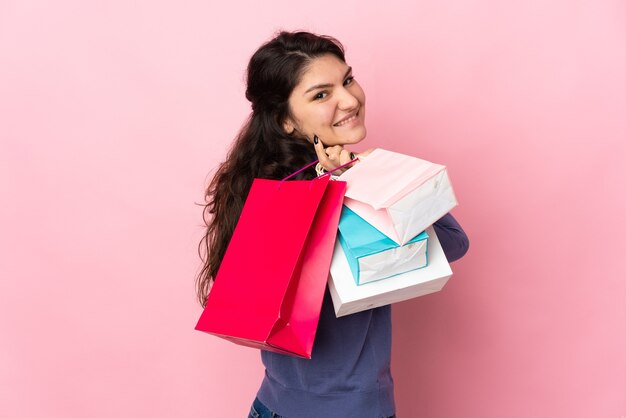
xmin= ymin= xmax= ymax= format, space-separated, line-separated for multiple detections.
xmin=316 ymin=158 xmax=359 ymax=179
xmin=278 ymin=158 xmax=359 ymax=188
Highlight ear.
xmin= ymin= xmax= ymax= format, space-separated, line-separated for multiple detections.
xmin=282 ymin=117 xmax=296 ymax=135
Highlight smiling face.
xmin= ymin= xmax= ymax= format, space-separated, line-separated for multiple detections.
xmin=283 ymin=54 xmax=366 ymax=146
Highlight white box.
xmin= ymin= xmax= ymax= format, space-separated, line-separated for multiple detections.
xmin=328 ymin=226 xmax=452 ymax=317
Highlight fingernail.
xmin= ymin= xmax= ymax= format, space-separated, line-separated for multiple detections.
xmin=313 ymin=135 xmax=318 ymax=144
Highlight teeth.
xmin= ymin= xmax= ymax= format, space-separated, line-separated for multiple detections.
xmin=335 ymin=114 xmax=357 ymax=127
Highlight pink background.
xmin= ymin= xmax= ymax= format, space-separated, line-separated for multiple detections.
xmin=1 ymin=0 xmax=625 ymax=417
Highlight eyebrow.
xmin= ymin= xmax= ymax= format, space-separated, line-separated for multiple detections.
xmin=303 ymin=66 xmax=353 ymax=95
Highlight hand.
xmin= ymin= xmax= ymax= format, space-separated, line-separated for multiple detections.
xmin=313 ymin=134 xmax=357 ymax=175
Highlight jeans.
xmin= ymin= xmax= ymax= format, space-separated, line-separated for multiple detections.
xmin=248 ymin=397 xmax=285 ymax=418
xmin=247 ymin=397 xmax=396 ymax=418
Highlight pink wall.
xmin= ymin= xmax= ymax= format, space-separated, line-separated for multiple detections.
xmin=1 ymin=1 xmax=625 ymax=417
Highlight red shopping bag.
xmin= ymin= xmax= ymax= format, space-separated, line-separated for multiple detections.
xmin=195 ymin=170 xmax=346 ymax=358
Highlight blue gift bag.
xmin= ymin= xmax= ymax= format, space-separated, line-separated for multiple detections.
xmin=338 ymin=206 xmax=429 ymax=285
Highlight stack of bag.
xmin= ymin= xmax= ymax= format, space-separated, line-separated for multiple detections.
xmin=195 ymin=149 xmax=458 ymax=358
xmin=329 ymin=149 xmax=458 ymax=317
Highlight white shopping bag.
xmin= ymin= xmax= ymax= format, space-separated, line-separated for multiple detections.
xmin=338 ymin=149 xmax=458 ymax=245
xmin=328 ymin=226 xmax=452 ymax=317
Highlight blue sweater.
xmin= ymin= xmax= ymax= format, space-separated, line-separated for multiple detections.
xmin=257 ymin=213 xmax=469 ymax=418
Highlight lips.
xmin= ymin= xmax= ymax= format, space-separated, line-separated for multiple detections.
xmin=333 ymin=110 xmax=359 ymax=127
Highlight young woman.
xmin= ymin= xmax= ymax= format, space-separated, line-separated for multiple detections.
xmin=197 ymin=31 xmax=469 ymax=418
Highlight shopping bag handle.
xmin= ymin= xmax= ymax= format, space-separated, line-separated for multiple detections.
xmin=278 ymin=158 xmax=359 ymax=188
xmin=280 ymin=160 xmax=320 ymax=182
xmin=316 ymin=158 xmax=359 ymax=179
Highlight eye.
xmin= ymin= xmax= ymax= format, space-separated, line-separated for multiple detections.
xmin=314 ymin=91 xmax=328 ymax=100
xmin=344 ymin=76 xmax=355 ymax=86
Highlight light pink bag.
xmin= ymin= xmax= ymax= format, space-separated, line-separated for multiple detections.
xmin=338 ymin=149 xmax=457 ymax=245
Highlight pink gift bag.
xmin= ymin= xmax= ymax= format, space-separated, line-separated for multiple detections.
xmin=339 ymin=148 xmax=458 ymax=245
xmin=195 ymin=167 xmax=346 ymax=358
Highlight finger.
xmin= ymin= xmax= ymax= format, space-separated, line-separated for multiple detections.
xmin=325 ymin=145 xmax=344 ymax=156
xmin=313 ymin=135 xmax=334 ymax=170
xmin=325 ymin=145 xmax=344 ymax=164
xmin=332 ymin=149 xmax=359 ymax=175
xmin=337 ymin=148 xmax=353 ymax=168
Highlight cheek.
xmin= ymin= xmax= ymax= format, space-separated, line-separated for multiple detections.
xmin=306 ymin=105 xmax=335 ymax=129
xmin=356 ymin=85 xmax=366 ymax=104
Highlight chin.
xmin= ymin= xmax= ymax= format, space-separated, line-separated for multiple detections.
xmin=325 ymin=127 xmax=367 ymax=146
xmin=345 ymin=127 xmax=367 ymax=144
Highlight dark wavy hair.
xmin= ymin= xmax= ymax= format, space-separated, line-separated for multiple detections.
xmin=196 ymin=31 xmax=346 ymax=306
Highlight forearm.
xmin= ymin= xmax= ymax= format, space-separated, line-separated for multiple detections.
xmin=433 ymin=213 xmax=469 ymax=262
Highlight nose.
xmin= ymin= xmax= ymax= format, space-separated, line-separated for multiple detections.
xmin=337 ymin=87 xmax=359 ymax=111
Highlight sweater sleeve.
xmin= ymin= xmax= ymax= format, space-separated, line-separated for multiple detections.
xmin=433 ymin=212 xmax=469 ymax=263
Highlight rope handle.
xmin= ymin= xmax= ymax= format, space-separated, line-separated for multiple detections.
xmin=280 ymin=159 xmax=320 ymax=183
xmin=278 ymin=157 xmax=359 ymax=188
xmin=316 ymin=158 xmax=359 ymax=178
